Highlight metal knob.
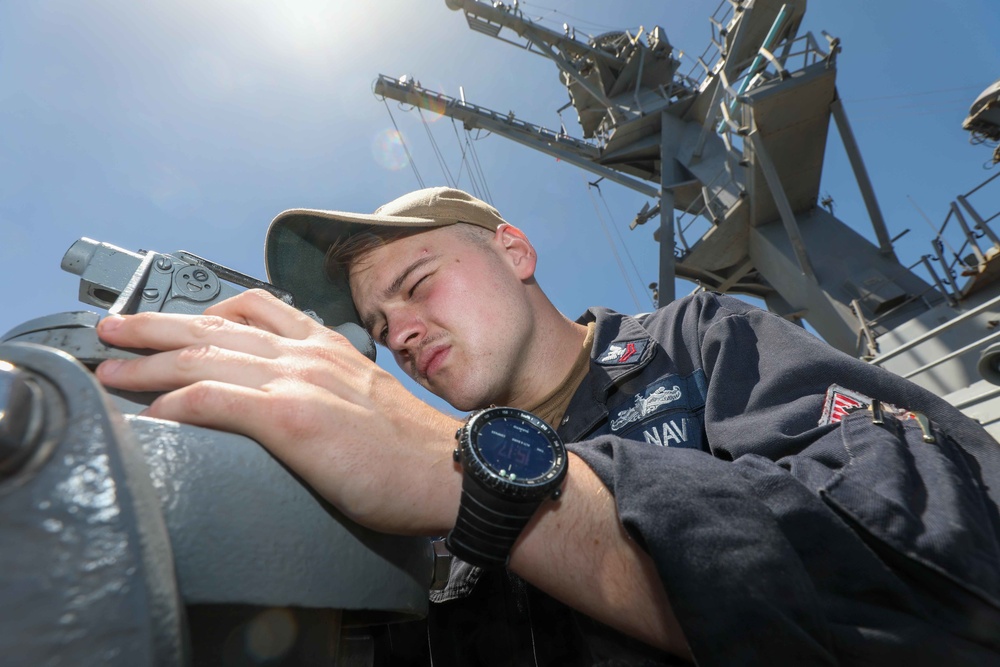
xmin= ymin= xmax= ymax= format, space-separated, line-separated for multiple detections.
xmin=979 ymin=342 xmax=1000 ymax=386
xmin=0 ymin=361 xmax=43 ymax=477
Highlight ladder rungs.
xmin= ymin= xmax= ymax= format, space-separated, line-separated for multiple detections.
xmin=467 ymin=16 xmax=502 ymax=38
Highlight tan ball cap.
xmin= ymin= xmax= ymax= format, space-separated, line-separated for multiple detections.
xmin=264 ymin=187 xmax=509 ymax=329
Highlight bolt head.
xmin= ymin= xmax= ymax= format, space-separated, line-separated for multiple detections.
xmin=0 ymin=362 xmax=42 ymax=474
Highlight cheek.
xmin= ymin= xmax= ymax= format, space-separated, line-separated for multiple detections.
xmin=424 ymin=255 xmax=518 ymax=338
xmin=429 ymin=276 xmax=506 ymax=332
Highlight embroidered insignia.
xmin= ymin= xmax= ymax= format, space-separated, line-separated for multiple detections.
xmin=597 ymin=339 xmax=648 ymax=366
xmin=611 ymin=385 xmax=683 ymax=430
xmin=641 ymin=417 xmax=695 ymax=447
xmin=818 ymin=384 xmax=908 ymax=426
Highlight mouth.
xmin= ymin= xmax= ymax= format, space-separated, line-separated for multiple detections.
xmin=416 ymin=344 xmax=450 ymax=381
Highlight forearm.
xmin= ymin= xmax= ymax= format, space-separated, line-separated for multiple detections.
xmin=508 ymin=453 xmax=691 ymax=659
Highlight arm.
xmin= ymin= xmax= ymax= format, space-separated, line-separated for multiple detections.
xmin=511 ymin=452 xmax=690 ymax=657
xmin=95 ymin=289 xmax=690 ymax=657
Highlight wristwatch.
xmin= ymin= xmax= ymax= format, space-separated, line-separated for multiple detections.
xmin=446 ymin=406 xmax=568 ymax=568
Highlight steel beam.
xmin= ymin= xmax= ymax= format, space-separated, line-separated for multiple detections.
xmin=658 ymin=112 xmax=687 ymax=305
xmin=748 ymin=130 xmax=816 ymax=280
xmin=830 ymin=95 xmax=895 ymax=257
xmin=374 ymin=76 xmax=661 ymax=198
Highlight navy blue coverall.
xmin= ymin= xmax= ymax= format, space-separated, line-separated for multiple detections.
xmin=403 ymin=293 xmax=1000 ymax=666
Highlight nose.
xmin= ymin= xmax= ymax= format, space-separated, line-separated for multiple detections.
xmin=385 ymin=307 xmax=425 ymax=355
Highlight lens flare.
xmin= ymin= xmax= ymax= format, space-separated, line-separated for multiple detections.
xmin=372 ymin=128 xmax=410 ymax=171
xmin=244 ymin=607 xmax=297 ymax=661
xmin=413 ymin=80 xmax=448 ymax=122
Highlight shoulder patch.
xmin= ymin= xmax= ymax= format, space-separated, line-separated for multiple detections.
xmin=819 ymin=384 xmax=907 ymax=426
xmin=597 ymin=338 xmax=648 ymax=366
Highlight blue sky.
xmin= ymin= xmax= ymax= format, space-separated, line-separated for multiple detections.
xmin=1 ymin=0 xmax=998 ymax=410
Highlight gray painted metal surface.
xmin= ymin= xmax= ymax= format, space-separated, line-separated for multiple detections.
xmin=0 ymin=239 xmax=434 ymax=665
xmin=61 ymin=238 xmax=377 ymax=362
xmin=4 ymin=2 xmax=1000 ymax=664
xmin=0 ymin=342 xmax=186 ymax=667
xmin=126 ymin=414 xmax=432 ymax=618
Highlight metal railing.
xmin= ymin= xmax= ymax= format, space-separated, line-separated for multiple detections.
xmin=680 ymin=0 xmax=735 ymax=88
xmin=675 ymin=164 xmax=742 ymax=256
xmin=864 ymin=172 xmax=1000 ymax=380
xmin=926 ymin=171 xmax=1000 ymax=303
xmin=675 ymin=27 xmax=833 ymax=265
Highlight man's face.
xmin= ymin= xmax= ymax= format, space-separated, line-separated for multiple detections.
xmin=348 ymin=225 xmax=535 ymax=410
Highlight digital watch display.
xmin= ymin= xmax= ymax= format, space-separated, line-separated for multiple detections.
xmin=468 ymin=410 xmax=564 ymax=489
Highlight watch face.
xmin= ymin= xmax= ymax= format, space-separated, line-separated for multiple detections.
xmin=469 ymin=409 xmax=562 ymax=485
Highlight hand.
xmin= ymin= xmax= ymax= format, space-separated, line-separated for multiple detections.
xmin=95 ymin=289 xmax=463 ymax=535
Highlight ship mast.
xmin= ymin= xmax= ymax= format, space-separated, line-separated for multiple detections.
xmin=374 ymin=0 xmax=945 ymax=358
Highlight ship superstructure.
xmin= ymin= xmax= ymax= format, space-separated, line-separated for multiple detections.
xmin=375 ymin=0 xmax=1000 ymax=437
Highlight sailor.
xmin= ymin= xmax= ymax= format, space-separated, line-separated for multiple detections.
xmin=95 ymin=187 xmax=1000 ymax=665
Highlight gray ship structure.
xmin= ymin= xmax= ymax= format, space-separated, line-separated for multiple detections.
xmin=1 ymin=0 xmax=998 ymax=665
xmin=376 ymin=0 xmax=1000 ymax=439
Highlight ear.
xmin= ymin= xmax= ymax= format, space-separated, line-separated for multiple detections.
xmin=494 ymin=223 xmax=537 ymax=281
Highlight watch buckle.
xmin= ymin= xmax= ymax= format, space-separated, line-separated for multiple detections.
xmin=430 ymin=539 xmax=453 ymax=590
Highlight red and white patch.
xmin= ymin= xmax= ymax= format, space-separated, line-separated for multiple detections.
xmin=618 ymin=342 xmax=638 ymax=363
xmin=819 ymin=384 xmax=870 ymax=425
xmin=597 ymin=338 xmax=648 ymax=366
xmin=818 ymin=384 xmax=911 ymax=426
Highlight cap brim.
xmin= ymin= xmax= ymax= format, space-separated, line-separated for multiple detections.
xmin=264 ymin=208 xmax=449 ymax=328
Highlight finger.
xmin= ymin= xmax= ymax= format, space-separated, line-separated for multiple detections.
xmin=96 ymin=344 xmax=279 ymax=393
xmin=97 ymin=310 xmax=283 ymax=359
xmin=142 ymin=380 xmax=270 ymax=433
xmin=204 ymin=289 xmax=322 ymax=340
xmin=141 ymin=381 xmax=335 ymax=485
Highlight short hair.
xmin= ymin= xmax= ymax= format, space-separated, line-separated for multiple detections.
xmin=323 ymin=223 xmax=495 ymax=281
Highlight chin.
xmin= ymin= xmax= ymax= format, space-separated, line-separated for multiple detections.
xmin=439 ymin=390 xmax=492 ymax=413
xmin=429 ymin=377 xmax=498 ymax=412
xmin=444 ymin=397 xmax=479 ymax=413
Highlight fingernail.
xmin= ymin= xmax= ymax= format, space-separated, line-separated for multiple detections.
xmin=97 ymin=359 xmax=122 ymax=378
xmin=99 ymin=315 xmax=124 ymax=333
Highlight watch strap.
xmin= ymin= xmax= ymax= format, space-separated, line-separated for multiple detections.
xmin=446 ymin=473 xmax=541 ymax=568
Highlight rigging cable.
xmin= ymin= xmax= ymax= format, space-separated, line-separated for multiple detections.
xmin=593 ymin=182 xmax=656 ymax=308
xmin=519 ymin=1 xmax=620 ymax=36
xmin=417 ymin=106 xmax=457 ymax=188
xmin=466 ymin=130 xmax=495 ymax=205
xmin=381 ymin=97 xmax=426 ymax=189
xmin=598 ymin=188 xmax=653 ymax=305
xmin=846 ymin=84 xmax=984 ymax=104
xmin=449 ymin=117 xmax=485 ymax=201
xmin=584 ymin=179 xmax=644 ymax=311
xmin=841 ymin=84 xmax=984 ymax=122
xmin=448 ymin=117 xmax=473 ymax=195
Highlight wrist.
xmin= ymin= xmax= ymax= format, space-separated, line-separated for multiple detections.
xmin=409 ymin=415 xmax=465 ymax=535
xmin=446 ymin=407 xmax=567 ymax=568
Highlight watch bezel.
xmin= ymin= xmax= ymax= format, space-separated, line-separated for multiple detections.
xmin=457 ymin=406 xmax=567 ymax=502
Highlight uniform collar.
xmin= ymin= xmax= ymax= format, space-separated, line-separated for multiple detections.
xmin=577 ymin=307 xmax=657 ymax=386
xmin=558 ymin=308 xmax=658 ymax=442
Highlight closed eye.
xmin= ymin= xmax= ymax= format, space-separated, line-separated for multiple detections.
xmin=408 ymin=274 xmax=429 ymax=297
